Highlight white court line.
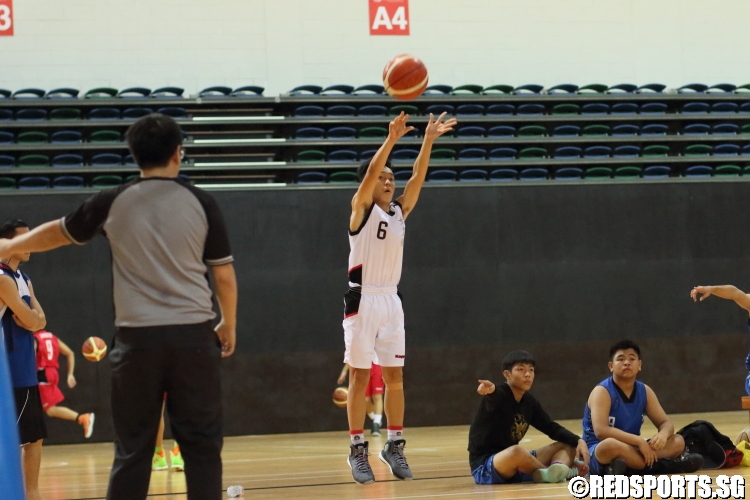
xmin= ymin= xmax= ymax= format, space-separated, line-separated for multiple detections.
xmin=225 ymin=466 xmax=468 ymax=484
xmin=193 ymin=116 xmax=285 ymax=121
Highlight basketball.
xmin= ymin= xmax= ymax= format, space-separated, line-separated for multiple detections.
xmin=82 ymin=336 xmax=107 ymax=362
xmin=332 ymin=387 xmax=348 ymax=408
xmin=382 ymin=54 xmax=429 ymax=101
xmin=735 ymin=427 xmax=750 ymax=445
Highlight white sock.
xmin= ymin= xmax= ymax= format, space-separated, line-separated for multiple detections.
xmin=350 ymin=430 xmax=365 ymax=445
xmin=367 ymin=412 xmax=376 ymax=421
xmin=373 ymin=414 xmax=382 ymax=425
xmin=387 ymin=426 xmax=403 ymax=440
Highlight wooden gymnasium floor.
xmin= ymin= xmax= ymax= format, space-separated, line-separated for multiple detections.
xmin=39 ymin=411 xmax=750 ymax=500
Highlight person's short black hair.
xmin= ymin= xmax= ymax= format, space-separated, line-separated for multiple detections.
xmin=609 ymin=340 xmax=641 ymax=360
xmin=357 ymin=158 xmax=394 ymax=181
xmin=0 ymin=219 xmax=29 ymax=239
xmin=502 ymin=350 xmax=536 ymax=372
xmin=124 ymin=113 xmax=183 ymax=170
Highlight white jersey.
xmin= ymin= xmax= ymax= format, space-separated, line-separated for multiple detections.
xmin=348 ymin=202 xmax=405 ymax=292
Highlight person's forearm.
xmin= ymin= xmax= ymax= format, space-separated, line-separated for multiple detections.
xmin=411 ymin=137 xmax=435 ymax=180
xmin=5 ymin=220 xmax=71 ymax=255
xmin=213 ymin=265 xmax=237 ymax=328
xmin=65 ymin=353 xmax=75 ymax=377
xmin=656 ymin=421 xmax=674 ymax=437
xmin=594 ymin=425 xmax=643 ymax=447
xmin=705 ymin=285 xmax=745 ymax=300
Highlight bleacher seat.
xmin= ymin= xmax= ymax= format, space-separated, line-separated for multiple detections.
xmin=740 ymin=103 xmax=750 ymax=113
xmin=431 ymin=149 xmax=456 ymax=160
xmin=13 ymin=88 xmax=45 ymax=99
xmin=359 ymin=150 xmax=377 ymax=161
xmin=0 ymin=155 xmax=14 ymax=167
xmin=90 ymin=153 xmax=123 ymax=167
xmin=231 ymin=86 xmax=264 ymax=97
xmin=199 ymin=86 xmax=231 ymax=98
xmin=455 ymin=104 xmax=484 ymax=116
xmin=487 ymin=125 xmax=516 ymax=137
xmin=583 ymin=146 xmax=612 ymax=159
xmin=743 ymin=145 xmax=750 ymax=156
xmin=580 ymin=84 xmax=608 ymax=93
xmin=678 ymin=83 xmax=708 ymax=93
xmin=18 ymin=176 xmax=50 ymax=189
xmin=18 ymin=154 xmax=49 ymax=167
xmin=517 ymin=103 xmax=545 ymax=115
xmin=0 ymin=131 xmax=13 ymax=143
xmin=612 ymin=124 xmax=639 ymax=136
xmin=16 ymin=109 xmax=47 ymax=120
xmin=358 ymin=105 xmax=387 ymax=116
xmin=641 ymin=123 xmax=668 ymax=136
xmin=290 ymin=85 xmax=322 ymax=96
xmin=488 ymin=148 xmax=517 ymax=160
xmin=296 ymin=171 xmax=326 ymax=183
xmin=707 ymin=83 xmax=736 ymax=93
xmin=392 ymin=149 xmax=420 ymax=162
xmin=423 ymin=85 xmax=452 ymax=95
xmin=326 ymin=127 xmax=356 ymax=139
xmin=684 ymin=165 xmax=712 ymax=177
xmin=89 ymin=130 xmax=121 ymax=142
xmin=582 ymin=124 xmax=609 ymax=136
xmin=358 ymin=127 xmax=388 ymax=138
xmin=89 ymin=108 xmax=120 ymax=120
xmin=117 ymin=87 xmax=151 ymax=98
xmin=637 ymin=83 xmax=666 ymax=93
xmin=327 ymin=105 xmax=356 ymax=116
xmin=682 ymin=123 xmax=710 ymax=135
xmin=294 ymin=127 xmax=325 ymax=139
xmin=551 ymin=103 xmax=580 ymax=115
xmin=713 ymin=144 xmax=740 ymax=156
xmin=608 ymin=83 xmax=637 ymax=93
xmin=53 ymin=176 xmax=85 ymax=188
xmin=457 ymin=148 xmax=486 ymax=160
xmin=427 ymin=169 xmax=457 ymax=182
xmin=296 ymin=150 xmax=325 ymax=162
xmin=151 ymin=87 xmax=184 ymax=98
xmin=329 ymin=171 xmax=359 ymax=182
xmin=45 ymin=88 xmax=79 ymax=99
xmin=611 ymin=103 xmax=637 ymax=114
xmin=489 ymin=168 xmax=517 ymax=180
xmin=452 ymin=85 xmax=483 ymax=95
xmin=394 ymin=170 xmax=412 ymax=182
xmin=613 ymin=145 xmax=640 ymax=158
xmin=122 ymin=107 xmax=153 ymax=119
xmin=85 ymin=87 xmax=118 ymax=99
xmin=513 ymin=84 xmax=543 ymax=94
xmin=294 ymin=105 xmax=324 ymax=117
xmin=425 ymin=104 xmax=454 ymax=115
xmin=581 ymin=103 xmax=608 ymax=114
xmin=682 ymin=102 xmax=709 ymax=113
xmin=715 ymin=165 xmax=741 ymax=176
xmin=553 ymin=146 xmax=581 ymax=159
xmin=712 ymin=123 xmax=739 ymax=134
xmin=49 ymin=108 xmax=81 ymax=120
xmin=459 ymin=169 xmax=488 ymax=181
xmin=51 ymin=154 xmax=84 ymax=167
xmin=554 ymin=167 xmax=583 ymax=179
xmin=547 ymin=84 xmax=578 ymax=94
xmin=711 ymin=102 xmax=738 ymax=113
xmin=0 ymin=109 xmax=11 ymax=120
xmin=352 ymin=85 xmax=384 ymax=95
xmin=615 ymin=166 xmax=642 ymax=177
xmin=519 ymin=167 xmax=548 ymax=180
xmin=486 ymin=104 xmax=515 ymax=116
xmin=552 ymin=125 xmax=580 ymax=136
xmin=157 ymin=107 xmax=187 ymax=118
xmin=92 ymin=175 xmax=123 ymax=187
xmin=518 ymin=125 xmax=545 ymax=136
xmin=456 ymin=126 xmax=486 ymax=138
xmin=17 ymin=131 xmax=47 ymax=143
xmin=327 ymin=150 xmax=357 ymax=162
xmin=585 ymin=167 xmax=613 ymax=178
xmin=643 ymin=165 xmax=671 ymax=178
xmin=640 ymin=102 xmax=667 ymax=114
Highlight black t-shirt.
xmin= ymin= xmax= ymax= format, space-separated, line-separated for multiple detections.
xmin=467 ymin=383 xmax=580 ymax=471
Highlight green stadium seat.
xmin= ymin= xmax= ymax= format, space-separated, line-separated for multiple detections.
xmin=358 ymin=127 xmax=388 ymax=139
xmin=89 ymin=130 xmax=121 ymax=142
xmin=642 ymin=145 xmax=670 ymax=157
xmin=49 ymin=108 xmax=81 ymax=120
xmin=551 ymin=103 xmax=580 ymax=115
xmin=614 ymin=166 xmax=642 ymax=178
xmin=390 ymin=104 xmax=418 ymax=116
xmin=0 ymin=177 xmax=15 ymax=189
xmin=17 ymin=131 xmax=48 ymax=143
xmin=329 ymin=171 xmax=359 ymax=183
xmin=482 ymin=84 xmax=513 ymax=94
xmin=582 ymin=125 xmax=610 ymax=136
xmin=296 ymin=150 xmax=326 ymax=162
xmin=91 ymin=175 xmax=124 ymax=187
xmin=430 ymin=148 xmax=456 ymax=160
xmin=518 ymin=125 xmax=546 ymax=136
xmin=85 ymin=87 xmax=118 ymax=99
xmin=684 ymin=144 xmax=711 ymax=156
xmin=585 ymin=167 xmax=613 ymax=178
xmin=714 ymin=165 xmax=741 ymax=176
xmin=451 ymin=84 xmax=483 ymax=95
xmin=18 ymin=154 xmax=50 ymax=167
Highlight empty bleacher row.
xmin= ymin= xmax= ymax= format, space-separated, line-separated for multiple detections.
xmin=0 ymin=82 xmax=749 ymax=189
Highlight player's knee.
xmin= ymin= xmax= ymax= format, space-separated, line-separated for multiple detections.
xmin=382 ymin=367 xmax=403 ymax=387
xmin=350 ymin=368 xmax=371 ymax=386
xmin=668 ymin=433 xmax=686 ymax=454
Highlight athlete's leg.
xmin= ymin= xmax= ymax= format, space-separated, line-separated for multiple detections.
xmin=22 ymin=439 xmax=43 ymax=500
xmin=492 ymin=445 xmax=546 ymax=478
xmin=347 ymin=367 xmax=371 ymax=432
xmin=594 ymin=437 xmax=647 ymax=469
xmin=46 ymin=405 xmax=78 ymax=421
xmin=372 ymin=394 xmax=383 ymax=417
xmin=656 ymin=433 xmax=685 ymax=459
xmin=534 ymin=442 xmax=575 ymax=467
xmin=381 ymin=367 xmax=404 ymax=427
xmin=155 ymin=402 xmax=165 ymax=449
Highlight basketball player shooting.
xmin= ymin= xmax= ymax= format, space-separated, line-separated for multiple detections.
xmin=344 ymin=111 xmax=456 ymax=485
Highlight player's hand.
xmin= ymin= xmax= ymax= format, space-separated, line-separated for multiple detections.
xmin=215 ymin=320 xmax=236 ymax=358
xmin=337 ymin=374 xmax=347 ymax=385
xmin=477 ymin=380 xmax=495 ymax=395
xmin=388 ymin=112 xmax=415 ymax=141
xmin=576 ymin=439 xmax=591 ymax=465
xmin=691 ymin=286 xmax=712 ymax=302
xmin=424 ymin=112 xmax=457 ymax=142
xmin=649 ymin=432 xmax=667 ymax=451
xmin=67 ymin=374 xmax=76 ymax=389
xmin=637 ymin=438 xmax=657 ymax=467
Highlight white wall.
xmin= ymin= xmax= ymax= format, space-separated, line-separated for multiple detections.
xmin=1 ymin=0 xmax=749 ymax=95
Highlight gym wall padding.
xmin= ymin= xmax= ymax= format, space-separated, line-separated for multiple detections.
xmin=2 ymin=180 xmax=748 ymax=444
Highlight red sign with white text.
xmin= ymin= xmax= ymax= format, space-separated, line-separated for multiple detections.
xmin=0 ymin=0 xmax=13 ymax=36
xmin=369 ymin=0 xmax=409 ymax=36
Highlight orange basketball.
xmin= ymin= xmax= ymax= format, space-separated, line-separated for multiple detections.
xmin=332 ymin=387 xmax=348 ymax=408
xmin=383 ymin=54 xmax=429 ymax=101
xmin=82 ymin=336 xmax=107 ymax=362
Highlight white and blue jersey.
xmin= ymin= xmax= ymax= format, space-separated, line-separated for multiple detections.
xmin=0 ymin=264 xmax=37 ymax=388
xmin=582 ymin=376 xmax=647 ymax=448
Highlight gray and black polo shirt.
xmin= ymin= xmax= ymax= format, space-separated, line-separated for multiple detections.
xmin=60 ymin=177 xmax=233 ymax=328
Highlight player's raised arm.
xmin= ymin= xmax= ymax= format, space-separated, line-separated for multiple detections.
xmin=350 ymin=112 xmax=413 ymax=232
xmin=691 ymin=285 xmax=750 ymax=312
xmin=397 ymin=112 xmax=457 ymax=220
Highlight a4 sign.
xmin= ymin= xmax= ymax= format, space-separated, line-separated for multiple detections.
xmin=369 ymin=0 xmax=409 ymax=36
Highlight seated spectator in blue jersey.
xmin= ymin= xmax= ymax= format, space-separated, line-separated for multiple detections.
xmin=467 ymin=350 xmax=590 ymax=485
xmin=582 ymin=340 xmax=703 ymax=475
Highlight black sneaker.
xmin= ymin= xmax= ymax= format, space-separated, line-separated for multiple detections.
xmin=658 ymin=452 xmax=704 ymax=473
xmin=379 ymin=439 xmax=413 ymax=480
xmin=348 ymin=441 xmax=375 ymax=485
xmin=371 ymin=422 xmax=381 ymax=436
xmin=603 ymin=458 xmax=627 ymax=475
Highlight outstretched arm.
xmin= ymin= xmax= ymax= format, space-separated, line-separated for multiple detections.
xmin=396 ymin=112 xmax=457 ymax=220
xmin=0 ymin=220 xmax=70 ymax=258
xmin=58 ymin=339 xmax=77 ymax=388
xmin=691 ymin=285 xmax=750 ymax=312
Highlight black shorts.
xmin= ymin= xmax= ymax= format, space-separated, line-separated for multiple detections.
xmin=13 ymin=385 xmax=47 ymax=445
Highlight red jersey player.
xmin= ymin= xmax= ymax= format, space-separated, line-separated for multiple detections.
xmin=34 ymin=330 xmax=94 ymax=438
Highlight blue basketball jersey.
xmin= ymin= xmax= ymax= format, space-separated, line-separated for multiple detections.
xmin=0 ymin=265 xmax=37 ymax=388
xmin=582 ymin=377 xmax=647 ymax=448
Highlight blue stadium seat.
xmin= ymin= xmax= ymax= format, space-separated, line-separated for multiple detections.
xmin=459 ymin=169 xmax=488 ymax=181
xmin=712 ymin=123 xmax=739 ymax=134
xmin=488 ymin=148 xmax=517 ymax=160
xmin=456 ymin=126 xmax=486 ymax=138
xmin=740 ymin=103 xmax=750 ymax=114
xmin=53 ymin=176 xmax=85 ymax=188
xmin=425 ymin=104 xmax=454 ymax=115
xmin=713 ymin=144 xmax=740 ymax=156
xmin=583 ymin=146 xmax=612 ymax=158
xmin=552 ymin=125 xmax=580 ymax=136
xmin=157 ymin=107 xmax=187 ymax=118
xmin=519 ymin=168 xmax=548 ymax=180
xmin=682 ymin=123 xmax=710 ymax=135
xmin=613 ymin=145 xmax=641 ymax=158
xmin=199 ymin=86 xmax=231 ymax=98
xmin=0 ymin=109 xmax=11 ymax=120
xmin=45 ymin=88 xmax=79 ymax=99
xmin=637 ymin=83 xmax=666 ymax=93
xmin=18 ymin=176 xmax=50 ymax=189
xmin=51 ymin=154 xmax=84 ymax=167
xmin=151 ymin=87 xmax=184 ymax=98
xmin=684 ymin=165 xmax=713 ymax=177
xmin=743 ymin=145 xmax=750 ymax=156
xmin=455 ymin=104 xmax=485 ymax=116
xmin=231 ymin=86 xmax=265 ymax=97
xmin=0 ymin=88 xmax=11 ymax=98
xmin=321 ymin=85 xmax=354 ymax=95
xmin=0 ymin=131 xmax=13 ymax=144
xmin=12 ymin=88 xmax=45 ymax=99
xmin=358 ymin=105 xmax=387 ymax=116
xmin=328 ymin=150 xmax=358 ymax=162
xmin=294 ymin=127 xmax=325 ymax=139
xmin=15 ymin=109 xmax=47 ymax=120
xmin=641 ymin=123 xmax=668 ymax=136
xmin=513 ymin=84 xmax=543 ymax=94
xmin=457 ymin=148 xmax=486 ymax=160
xmin=608 ymin=83 xmax=637 ymax=93
xmin=581 ymin=103 xmax=609 ymax=114
xmin=296 ymin=171 xmax=326 ymax=183
xmin=612 ymin=124 xmax=639 ymax=136
xmin=392 ymin=149 xmax=420 ymax=162
xmin=489 ymin=168 xmax=517 ymax=180
xmin=682 ymin=102 xmax=709 ymax=113
xmin=122 ymin=107 xmax=153 ymax=119
xmin=517 ymin=103 xmax=545 ymax=115
xmin=89 ymin=108 xmax=120 ymax=120
xmin=678 ymin=83 xmax=708 ymax=93
xmin=711 ymin=102 xmax=738 ymax=113
xmin=359 ymin=150 xmax=377 ymax=161
xmin=124 ymin=154 xmax=137 ymax=166
xmin=707 ymin=83 xmax=736 ymax=93
xmin=640 ymin=102 xmax=667 ymax=114
xmin=427 ymin=169 xmax=457 ymax=182
xmin=643 ymin=165 xmax=671 ymax=178
xmin=423 ymin=85 xmax=453 ymax=95
xmin=326 ymin=105 xmax=356 ymax=117
xmin=326 ymin=127 xmax=357 ymax=139
xmin=553 ymin=146 xmax=581 ymax=159
xmin=394 ymin=170 xmax=412 ymax=182
xmin=117 ymin=87 xmax=151 ymax=98
xmin=50 ymin=130 xmax=82 ymax=143
xmin=294 ymin=105 xmax=324 ymax=117
xmin=487 ymin=125 xmax=516 ymax=137
xmin=486 ymin=104 xmax=515 ymax=116
xmin=554 ymin=167 xmax=583 ymax=179
xmin=352 ymin=84 xmax=384 ymax=95
xmin=0 ymin=155 xmax=14 ymax=167
xmin=546 ymin=84 xmax=578 ymax=94
xmin=90 ymin=153 xmax=123 ymax=167
xmin=611 ymin=103 xmax=638 ymax=114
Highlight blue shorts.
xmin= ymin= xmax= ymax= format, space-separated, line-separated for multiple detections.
xmin=471 ymin=450 xmax=536 ymax=485
xmin=588 ymin=443 xmax=604 ymax=475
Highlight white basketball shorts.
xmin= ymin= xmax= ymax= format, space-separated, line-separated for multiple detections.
xmin=343 ymin=288 xmax=405 ymax=369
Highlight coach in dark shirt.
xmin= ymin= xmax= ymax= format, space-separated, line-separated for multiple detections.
xmin=0 ymin=114 xmax=237 ymax=500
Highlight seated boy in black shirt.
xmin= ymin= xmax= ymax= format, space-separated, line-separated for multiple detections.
xmin=468 ymin=350 xmax=590 ymax=484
